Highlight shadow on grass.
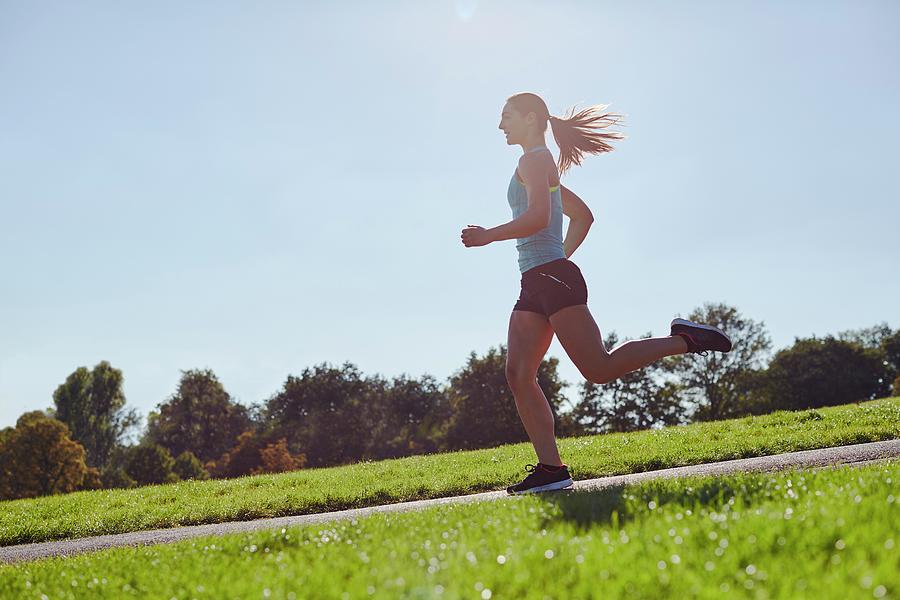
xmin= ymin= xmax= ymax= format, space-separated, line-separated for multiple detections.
xmin=533 ymin=474 xmax=781 ymax=532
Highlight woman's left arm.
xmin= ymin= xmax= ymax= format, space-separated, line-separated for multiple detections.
xmin=560 ymin=185 xmax=594 ymax=258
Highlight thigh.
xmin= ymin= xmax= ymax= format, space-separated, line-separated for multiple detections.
xmin=548 ymin=304 xmax=609 ymax=381
xmin=506 ymin=310 xmax=555 ymax=380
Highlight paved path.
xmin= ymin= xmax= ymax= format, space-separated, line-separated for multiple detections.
xmin=2 ymin=439 xmax=897 ymax=565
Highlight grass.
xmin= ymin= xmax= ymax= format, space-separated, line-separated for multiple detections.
xmin=1 ymin=461 xmax=897 ymax=599
xmin=0 ymin=397 xmax=897 ymax=547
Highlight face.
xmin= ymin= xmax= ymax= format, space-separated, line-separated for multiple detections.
xmin=498 ymin=102 xmax=537 ymax=145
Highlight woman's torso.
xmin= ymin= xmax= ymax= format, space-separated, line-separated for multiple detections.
xmin=507 ymin=146 xmax=566 ymax=273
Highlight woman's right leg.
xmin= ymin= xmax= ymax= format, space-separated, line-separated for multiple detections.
xmin=506 ymin=309 xmax=564 ymax=466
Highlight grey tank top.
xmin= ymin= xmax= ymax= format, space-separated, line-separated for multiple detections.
xmin=507 ymin=145 xmax=566 ymax=273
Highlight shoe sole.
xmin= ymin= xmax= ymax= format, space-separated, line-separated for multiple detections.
xmin=507 ymin=478 xmax=574 ymax=495
xmin=670 ymin=318 xmax=733 ymax=351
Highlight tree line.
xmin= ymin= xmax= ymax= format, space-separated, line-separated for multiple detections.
xmin=2 ymin=302 xmax=898 ymax=501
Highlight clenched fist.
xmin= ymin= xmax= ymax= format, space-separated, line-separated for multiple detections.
xmin=461 ymin=225 xmax=492 ymax=248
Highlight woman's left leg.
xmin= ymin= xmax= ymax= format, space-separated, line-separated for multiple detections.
xmin=549 ymin=304 xmax=689 ymax=385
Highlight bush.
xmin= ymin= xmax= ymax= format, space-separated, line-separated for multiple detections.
xmin=173 ymin=451 xmax=209 ymax=481
xmin=125 ymin=443 xmax=179 ymax=486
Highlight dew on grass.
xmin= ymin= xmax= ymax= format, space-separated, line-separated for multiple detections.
xmin=496 ymin=555 xmax=507 ymax=564
xmin=885 ymin=539 xmax=895 ymax=549
xmin=835 ymin=539 xmax=846 ymax=550
xmin=544 ymin=549 xmax=554 ymax=559
xmin=874 ymin=585 xmax=887 ymax=598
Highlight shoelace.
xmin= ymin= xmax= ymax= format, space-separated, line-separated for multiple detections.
xmin=680 ymin=332 xmax=710 ymax=357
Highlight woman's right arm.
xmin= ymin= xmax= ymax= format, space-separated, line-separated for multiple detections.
xmin=560 ymin=185 xmax=594 ymax=258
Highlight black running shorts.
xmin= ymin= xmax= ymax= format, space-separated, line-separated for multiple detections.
xmin=513 ymin=258 xmax=588 ymax=318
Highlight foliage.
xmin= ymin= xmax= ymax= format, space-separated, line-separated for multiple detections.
xmin=263 ymin=362 xmax=377 ymax=468
xmin=50 ymin=360 xmax=140 ymax=470
xmin=255 ymin=438 xmax=306 ymax=475
xmin=757 ymin=334 xmax=887 ymax=411
xmin=208 ymin=431 xmax=306 ymax=478
xmin=0 ymin=411 xmax=90 ymax=500
xmin=125 ymin=443 xmax=178 ymax=486
xmin=363 ymin=373 xmax=453 ymax=460
xmin=144 ymin=368 xmax=253 ymax=463
xmin=173 ymin=451 xmax=209 ymax=481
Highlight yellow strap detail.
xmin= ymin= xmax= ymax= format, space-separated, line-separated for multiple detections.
xmin=549 ymin=185 xmax=560 ymax=192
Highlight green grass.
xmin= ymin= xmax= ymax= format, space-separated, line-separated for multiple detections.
xmin=2 ymin=461 xmax=897 ymax=599
xmin=0 ymin=398 xmax=898 ymax=547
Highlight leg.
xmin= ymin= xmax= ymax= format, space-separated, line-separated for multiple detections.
xmin=548 ymin=305 xmax=689 ymax=385
xmin=506 ymin=310 xmax=564 ymax=466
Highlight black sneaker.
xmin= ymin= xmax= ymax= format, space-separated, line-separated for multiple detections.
xmin=507 ymin=463 xmax=574 ymax=495
xmin=670 ymin=318 xmax=733 ymax=356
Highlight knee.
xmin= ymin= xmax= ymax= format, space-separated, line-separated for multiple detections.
xmin=505 ymin=363 xmax=536 ymax=390
xmin=583 ymin=365 xmax=614 ymax=386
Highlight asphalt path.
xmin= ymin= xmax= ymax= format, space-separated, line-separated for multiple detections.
xmin=2 ymin=439 xmax=897 ymax=565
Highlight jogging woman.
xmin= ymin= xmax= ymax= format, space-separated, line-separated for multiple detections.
xmin=460 ymin=92 xmax=733 ymax=495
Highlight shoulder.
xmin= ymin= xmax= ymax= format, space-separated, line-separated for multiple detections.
xmin=517 ymin=150 xmax=555 ymax=181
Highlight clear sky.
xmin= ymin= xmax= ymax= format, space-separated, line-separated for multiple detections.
xmin=2 ymin=1 xmax=898 ymax=429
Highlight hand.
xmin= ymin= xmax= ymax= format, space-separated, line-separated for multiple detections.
xmin=461 ymin=225 xmax=492 ymax=248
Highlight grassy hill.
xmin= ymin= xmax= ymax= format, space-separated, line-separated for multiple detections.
xmin=0 ymin=397 xmax=897 ymax=547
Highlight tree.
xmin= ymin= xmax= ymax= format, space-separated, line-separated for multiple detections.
xmin=144 ymin=368 xmax=253 ymax=464
xmin=51 ymin=361 xmax=140 ymax=470
xmin=882 ymin=329 xmax=900 ymax=382
xmin=263 ymin=362 xmax=372 ymax=468
xmin=569 ymin=331 xmax=687 ymax=433
xmin=837 ymin=322 xmax=898 ymax=398
xmin=363 ymin=373 xmax=453 ymax=460
xmin=125 ymin=443 xmax=178 ymax=486
xmin=255 ymin=438 xmax=306 ymax=474
xmin=442 ymin=345 xmax=570 ymax=451
xmin=758 ymin=335 xmax=886 ymax=411
xmin=661 ymin=302 xmax=772 ymax=421
xmin=0 ymin=411 xmax=90 ymax=500
xmin=173 ymin=450 xmax=209 ymax=481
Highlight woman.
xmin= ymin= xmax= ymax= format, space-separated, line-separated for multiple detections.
xmin=460 ymin=92 xmax=732 ymax=495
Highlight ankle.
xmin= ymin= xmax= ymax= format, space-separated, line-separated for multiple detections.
xmin=673 ymin=333 xmax=691 ymax=353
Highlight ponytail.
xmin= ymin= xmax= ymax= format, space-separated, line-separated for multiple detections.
xmin=549 ymin=104 xmax=626 ymax=176
xmin=507 ymin=93 xmax=626 ymax=177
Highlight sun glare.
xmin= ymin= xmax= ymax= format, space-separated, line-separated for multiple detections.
xmin=455 ymin=0 xmax=478 ymax=21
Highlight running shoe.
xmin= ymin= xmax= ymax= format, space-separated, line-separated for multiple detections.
xmin=507 ymin=463 xmax=574 ymax=495
xmin=670 ymin=318 xmax=733 ymax=356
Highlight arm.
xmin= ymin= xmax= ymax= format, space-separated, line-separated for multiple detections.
xmin=486 ymin=154 xmax=551 ymax=242
xmin=560 ymin=184 xmax=594 ymax=258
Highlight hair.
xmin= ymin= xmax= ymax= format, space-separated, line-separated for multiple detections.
xmin=506 ymin=92 xmax=626 ymax=176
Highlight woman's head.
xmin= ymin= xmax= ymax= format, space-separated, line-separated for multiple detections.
xmin=500 ymin=92 xmax=626 ymax=176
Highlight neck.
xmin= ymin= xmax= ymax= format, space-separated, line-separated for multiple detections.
xmin=520 ymin=135 xmax=547 ymax=153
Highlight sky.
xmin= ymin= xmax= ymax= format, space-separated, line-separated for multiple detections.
xmin=1 ymin=0 xmax=899 ymax=429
